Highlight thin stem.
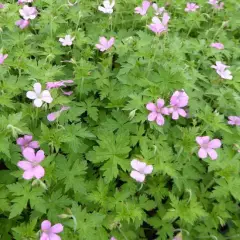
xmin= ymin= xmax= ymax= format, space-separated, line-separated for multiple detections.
xmin=203 ymin=179 xmax=215 ymax=193
xmin=117 ymin=226 xmax=128 ymax=240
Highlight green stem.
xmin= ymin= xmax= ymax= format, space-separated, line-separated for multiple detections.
xmin=117 ymin=226 xmax=128 ymax=240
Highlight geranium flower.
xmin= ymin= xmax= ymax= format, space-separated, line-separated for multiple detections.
xmin=228 ymin=116 xmax=240 ymax=126
xmin=196 ymin=136 xmax=222 ymax=160
xmin=18 ymin=0 xmax=33 ymax=4
xmin=46 ymin=80 xmax=74 ymax=89
xmin=26 ymin=82 xmax=53 ymax=107
xmin=185 ymin=3 xmax=199 ymax=12
xmin=152 ymin=3 xmax=165 ymax=15
xmin=110 ymin=237 xmax=117 ymax=240
xmin=148 ymin=13 xmax=170 ymax=35
xmin=98 ymin=0 xmax=115 ymax=14
xmin=135 ymin=1 xmax=151 ymax=16
xmin=17 ymin=148 xmax=45 ymax=179
xmin=130 ymin=159 xmax=153 ymax=182
xmin=211 ymin=61 xmax=233 ymax=80
xmin=208 ymin=0 xmax=224 ymax=9
xmin=47 ymin=106 xmax=70 ymax=122
xmin=0 ymin=3 xmax=4 ymax=8
xmin=17 ymin=135 xmax=39 ymax=151
xmin=210 ymin=42 xmax=224 ymax=50
xmin=40 ymin=220 xmax=63 ymax=240
xmin=146 ymin=99 xmax=169 ymax=126
xmin=16 ymin=19 xmax=29 ymax=29
xmin=0 ymin=54 xmax=8 ymax=64
xmin=96 ymin=37 xmax=115 ymax=52
xmin=169 ymin=90 xmax=189 ymax=120
xmin=59 ymin=35 xmax=75 ymax=46
xmin=19 ymin=5 xmax=38 ymax=20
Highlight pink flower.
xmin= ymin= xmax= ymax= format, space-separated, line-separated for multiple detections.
xmin=210 ymin=42 xmax=224 ymax=50
xmin=196 ymin=136 xmax=222 ymax=160
xmin=146 ymin=99 xmax=169 ymax=126
xmin=169 ymin=90 xmax=189 ymax=120
xmin=228 ymin=116 xmax=240 ymax=126
xmin=19 ymin=5 xmax=38 ymax=20
xmin=130 ymin=159 xmax=153 ymax=182
xmin=185 ymin=3 xmax=199 ymax=12
xmin=135 ymin=1 xmax=151 ymax=16
xmin=62 ymin=90 xmax=73 ymax=96
xmin=17 ymin=135 xmax=39 ymax=151
xmin=98 ymin=0 xmax=115 ymax=14
xmin=17 ymin=148 xmax=45 ymax=179
xmin=0 ymin=54 xmax=8 ymax=64
xmin=40 ymin=220 xmax=63 ymax=240
xmin=211 ymin=61 xmax=233 ymax=80
xmin=110 ymin=237 xmax=117 ymax=240
xmin=208 ymin=0 xmax=224 ymax=9
xmin=96 ymin=37 xmax=115 ymax=52
xmin=26 ymin=82 xmax=53 ymax=107
xmin=0 ymin=3 xmax=4 ymax=8
xmin=16 ymin=19 xmax=29 ymax=29
xmin=148 ymin=13 xmax=170 ymax=35
xmin=152 ymin=3 xmax=165 ymax=15
xmin=46 ymin=80 xmax=74 ymax=89
xmin=47 ymin=106 xmax=70 ymax=122
xmin=59 ymin=35 xmax=75 ymax=46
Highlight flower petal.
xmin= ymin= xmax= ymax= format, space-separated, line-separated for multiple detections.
xmin=146 ymin=102 xmax=156 ymax=111
xmin=48 ymin=233 xmax=61 ymax=240
xmin=47 ymin=112 xmax=58 ymax=122
xmin=36 ymin=150 xmax=45 ymax=162
xmin=178 ymin=108 xmax=187 ymax=117
xmin=17 ymin=161 xmax=32 ymax=170
xmin=148 ymin=112 xmax=157 ymax=121
xmin=33 ymin=165 xmax=45 ymax=179
xmin=142 ymin=165 xmax=153 ymax=174
xmin=24 ymin=135 xmax=33 ymax=142
xmin=17 ymin=137 xmax=25 ymax=146
xmin=23 ymin=170 xmax=34 ymax=179
xmin=156 ymin=114 xmax=164 ymax=126
xmin=28 ymin=141 xmax=39 ymax=149
xmin=34 ymin=82 xmax=42 ymax=94
xmin=131 ymin=159 xmax=146 ymax=172
xmin=208 ymin=139 xmax=221 ymax=149
xmin=26 ymin=91 xmax=37 ymax=100
xmin=41 ymin=90 xmax=53 ymax=103
xmin=41 ymin=220 xmax=52 ymax=231
xmin=207 ymin=149 xmax=218 ymax=160
xmin=40 ymin=232 xmax=49 ymax=240
xmin=172 ymin=111 xmax=179 ymax=120
xmin=51 ymin=223 xmax=63 ymax=233
xmin=34 ymin=98 xmax=43 ymax=107
xmin=130 ymin=170 xmax=145 ymax=182
xmin=156 ymin=99 xmax=164 ymax=108
xmin=23 ymin=147 xmax=35 ymax=162
xmin=198 ymin=148 xmax=207 ymax=159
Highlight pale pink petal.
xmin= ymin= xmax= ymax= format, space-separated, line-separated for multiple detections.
xmin=62 ymin=90 xmax=73 ymax=95
xmin=24 ymin=135 xmax=33 ymax=142
xmin=201 ymin=136 xmax=210 ymax=144
xmin=198 ymin=148 xmax=208 ymax=159
xmin=196 ymin=136 xmax=203 ymax=145
xmin=48 ymin=233 xmax=61 ymax=240
xmin=36 ymin=150 xmax=45 ymax=162
xmin=156 ymin=99 xmax=164 ymax=108
xmin=99 ymin=37 xmax=108 ymax=46
xmin=142 ymin=165 xmax=153 ymax=174
xmin=172 ymin=111 xmax=179 ymax=120
xmin=41 ymin=220 xmax=52 ymax=231
xmin=162 ymin=12 xmax=170 ymax=25
xmin=23 ymin=170 xmax=34 ymax=179
xmin=178 ymin=108 xmax=187 ymax=117
xmin=130 ymin=170 xmax=145 ymax=182
xmin=146 ymin=102 xmax=156 ymax=111
xmin=28 ymin=141 xmax=39 ymax=149
xmin=22 ymin=147 xmax=35 ymax=161
xmin=108 ymin=37 xmax=115 ymax=48
xmin=131 ymin=159 xmax=146 ymax=171
xmin=17 ymin=161 xmax=33 ymax=170
xmin=156 ymin=114 xmax=164 ymax=126
xmin=51 ymin=223 xmax=63 ymax=233
xmin=207 ymin=149 xmax=218 ymax=160
xmin=34 ymin=98 xmax=43 ymax=107
xmin=161 ymin=107 xmax=169 ymax=115
xmin=142 ymin=1 xmax=151 ymax=10
xmin=208 ymin=139 xmax=221 ymax=149
xmin=17 ymin=137 xmax=25 ymax=146
xmin=40 ymin=232 xmax=49 ymax=240
xmin=33 ymin=165 xmax=45 ymax=179
xmin=34 ymin=82 xmax=42 ymax=94
xmin=26 ymin=91 xmax=37 ymax=99
xmin=148 ymin=112 xmax=157 ymax=121
xmin=47 ymin=112 xmax=58 ymax=122
xmin=41 ymin=90 xmax=53 ymax=103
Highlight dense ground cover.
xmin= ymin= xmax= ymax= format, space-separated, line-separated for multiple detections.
xmin=0 ymin=0 xmax=240 ymax=239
